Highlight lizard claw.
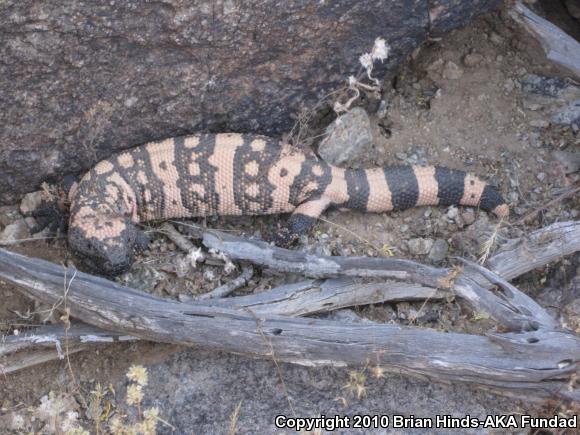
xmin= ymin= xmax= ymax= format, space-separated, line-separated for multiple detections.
xmin=268 ymin=227 xmax=299 ymax=247
xmin=28 ymin=200 xmax=69 ymax=236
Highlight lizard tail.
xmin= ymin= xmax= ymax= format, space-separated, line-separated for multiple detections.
xmin=339 ymin=165 xmax=508 ymax=218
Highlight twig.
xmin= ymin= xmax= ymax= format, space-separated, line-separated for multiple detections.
xmin=196 ymin=264 xmax=254 ymax=300
xmin=516 ymin=185 xmax=580 ymax=225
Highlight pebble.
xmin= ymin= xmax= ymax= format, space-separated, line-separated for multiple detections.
xmin=442 ymin=61 xmax=463 ymax=80
xmin=503 ymin=79 xmax=515 ymax=93
xmin=318 ymin=107 xmax=373 ymax=166
xmin=461 ymin=209 xmax=476 ymax=226
xmin=19 ymin=191 xmax=44 ymax=215
xmin=396 ymin=302 xmax=412 ymax=320
xmin=551 ymin=100 xmax=580 ymax=126
xmin=463 ymin=53 xmax=484 ymax=67
xmin=523 ymin=100 xmax=542 ymax=111
xmin=0 ymin=219 xmax=30 ymax=245
xmin=428 ymin=239 xmax=449 ymax=263
xmin=407 ymin=238 xmax=434 ymax=256
xmin=536 ymin=172 xmax=546 ymax=182
xmin=508 ymin=191 xmax=519 ymax=204
xmin=529 ymin=119 xmax=549 ymax=128
xmin=446 ymin=205 xmax=459 ymax=220
xmin=427 ymin=58 xmax=444 ymax=73
xmin=490 ymin=32 xmax=504 ymax=45
xmin=0 ymin=206 xmax=21 ymax=228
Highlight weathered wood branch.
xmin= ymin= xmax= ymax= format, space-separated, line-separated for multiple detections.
xmin=511 ymin=2 xmax=580 ymax=79
xmin=0 ymin=323 xmax=136 ymax=375
xmin=203 ymin=278 xmax=443 ymax=316
xmin=197 ymin=264 xmax=254 ymax=300
xmin=198 ymin=223 xmax=570 ymax=331
xmin=0 ymin=248 xmax=579 ymax=400
xmin=201 ymin=230 xmax=448 ymax=287
xmin=487 ymin=221 xmax=580 ymax=280
xmin=1 ymin=278 xmax=441 ymax=373
xmin=4 ymin=221 xmax=579 ymax=373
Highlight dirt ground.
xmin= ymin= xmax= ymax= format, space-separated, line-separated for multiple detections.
xmin=1 ymin=3 xmax=579 ymax=434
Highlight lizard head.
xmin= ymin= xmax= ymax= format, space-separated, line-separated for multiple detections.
xmin=68 ymin=211 xmax=148 ymax=275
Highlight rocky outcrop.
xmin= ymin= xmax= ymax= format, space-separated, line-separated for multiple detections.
xmin=0 ymin=0 xmax=501 ymax=204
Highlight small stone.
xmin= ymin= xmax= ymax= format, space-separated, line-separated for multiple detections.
xmin=377 ymin=100 xmax=389 ymax=119
xmin=508 ymin=191 xmax=519 ymax=204
xmin=397 ymin=302 xmax=411 ymax=320
xmin=124 ymin=96 xmax=138 ymax=107
xmin=19 ymin=191 xmax=44 ymax=215
xmin=0 ymin=220 xmax=30 ymax=245
xmin=400 ymin=224 xmax=409 ymax=232
xmin=318 ymin=107 xmax=373 ymax=166
xmin=407 ymin=238 xmax=434 ymax=256
xmin=463 ymin=53 xmax=484 ymax=67
xmin=490 ymin=32 xmax=504 ymax=45
xmin=536 ymin=172 xmax=546 ymax=182
xmin=446 ymin=205 xmax=459 ymax=220
xmin=461 ymin=209 xmax=476 ymax=226
xmin=529 ymin=119 xmax=549 ymax=128
xmin=503 ymin=79 xmax=515 ymax=93
xmin=551 ymin=100 xmax=580 ymax=126
xmin=428 ymin=239 xmax=448 ymax=263
xmin=523 ymin=100 xmax=542 ymax=111
xmin=395 ymin=152 xmax=407 ymax=161
xmin=0 ymin=206 xmax=21 ymax=228
xmin=427 ymin=58 xmax=444 ymax=73
xmin=203 ymin=269 xmax=216 ymax=281
xmin=442 ymin=61 xmax=463 ymax=80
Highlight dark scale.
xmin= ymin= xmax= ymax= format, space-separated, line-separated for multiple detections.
xmin=232 ymin=136 xmax=282 ymax=214
xmin=173 ymin=134 xmax=219 ymax=215
xmin=343 ymin=169 xmax=370 ymax=211
xmin=288 ymin=159 xmax=332 ymax=206
xmin=384 ymin=166 xmax=419 ymax=211
xmin=434 ymin=167 xmax=465 ymax=206
xmin=122 ymin=145 xmax=167 ymax=219
xmin=479 ymin=184 xmax=505 ymax=212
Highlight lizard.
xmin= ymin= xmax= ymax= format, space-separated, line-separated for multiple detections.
xmin=39 ymin=133 xmax=508 ymax=275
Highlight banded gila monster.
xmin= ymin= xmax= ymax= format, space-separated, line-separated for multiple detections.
xmin=66 ymin=133 xmax=508 ymax=274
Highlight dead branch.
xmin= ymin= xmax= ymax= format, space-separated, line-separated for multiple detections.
xmin=457 ymin=259 xmax=557 ymax=330
xmin=1 ymin=278 xmax=441 ymax=373
xmin=487 ymin=221 xmax=580 ymax=280
xmin=4 ymin=220 xmax=579 ymax=373
xmin=511 ymin=2 xmax=580 ymax=79
xmin=0 ymin=247 xmax=578 ymax=400
xmin=197 ymin=264 xmax=254 ymax=300
xmin=201 ymin=230 xmax=448 ymax=287
xmin=204 ymin=277 xmax=444 ymax=316
xmin=1 ymin=323 xmax=136 ymax=375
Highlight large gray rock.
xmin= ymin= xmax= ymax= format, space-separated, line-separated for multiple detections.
xmin=0 ymin=0 xmax=501 ymax=204
xmin=132 ymin=348 xmax=517 ymax=434
xmin=318 ymin=107 xmax=373 ymax=166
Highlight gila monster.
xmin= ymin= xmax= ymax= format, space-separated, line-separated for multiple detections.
xmin=65 ymin=133 xmax=508 ymax=274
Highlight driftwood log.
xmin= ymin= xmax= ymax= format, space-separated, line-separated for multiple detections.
xmin=1 ymin=221 xmax=580 ymax=401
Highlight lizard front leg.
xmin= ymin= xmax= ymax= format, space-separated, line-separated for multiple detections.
xmin=273 ymin=197 xmax=331 ymax=246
